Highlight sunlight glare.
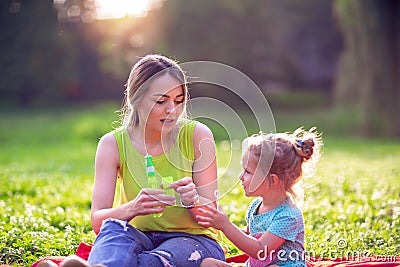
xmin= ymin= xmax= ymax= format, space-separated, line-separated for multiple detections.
xmin=95 ymin=0 xmax=152 ymax=20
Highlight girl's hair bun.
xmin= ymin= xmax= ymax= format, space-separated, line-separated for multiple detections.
xmin=294 ymin=138 xmax=315 ymax=160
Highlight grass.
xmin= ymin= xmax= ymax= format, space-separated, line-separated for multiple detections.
xmin=0 ymin=103 xmax=399 ymax=266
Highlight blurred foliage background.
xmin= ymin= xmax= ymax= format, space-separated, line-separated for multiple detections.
xmin=1 ymin=0 xmax=399 ymax=138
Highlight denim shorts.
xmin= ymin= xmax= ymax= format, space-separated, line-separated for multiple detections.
xmin=88 ymin=218 xmax=225 ymax=267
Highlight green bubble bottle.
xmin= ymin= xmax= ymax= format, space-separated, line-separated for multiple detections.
xmin=145 ymin=154 xmax=174 ymax=217
xmin=145 ymin=154 xmax=161 ymax=217
xmin=145 ymin=154 xmax=157 ymax=186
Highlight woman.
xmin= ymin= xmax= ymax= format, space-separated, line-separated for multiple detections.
xmin=86 ymin=54 xmax=225 ymax=266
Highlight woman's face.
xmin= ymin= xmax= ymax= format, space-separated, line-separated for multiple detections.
xmin=138 ymin=73 xmax=185 ymax=134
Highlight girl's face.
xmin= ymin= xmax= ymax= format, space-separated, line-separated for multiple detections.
xmin=238 ymin=151 xmax=267 ymax=197
xmin=138 ymin=73 xmax=185 ymax=134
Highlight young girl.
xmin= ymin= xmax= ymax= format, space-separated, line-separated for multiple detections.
xmin=197 ymin=128 xmax=322 ymax=267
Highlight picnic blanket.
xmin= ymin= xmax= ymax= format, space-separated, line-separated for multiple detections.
xmin=226 ymin=253 xmax=400 ymax=267
xmin=30 ymin=242 xmax=400 ymax=267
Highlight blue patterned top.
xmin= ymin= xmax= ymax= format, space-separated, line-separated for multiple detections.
xmin=245 ymin=198 xmax=306 ymax=267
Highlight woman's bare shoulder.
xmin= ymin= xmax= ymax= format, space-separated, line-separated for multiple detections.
xmin=193 ymin=121 xmax=214 ymax=139
xmin=96 ymin=132 xmax=119 ymax=159
xmin=99 ymin=132 xmax=118 ymax=146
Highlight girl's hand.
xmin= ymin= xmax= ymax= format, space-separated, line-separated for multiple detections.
xmin=196 ymin=202 xmax=228 ymax=230
xmin=124 ymin=188 xmax=175 ymax=218
xmin=168 ymin=177 xmax=199 ymax=207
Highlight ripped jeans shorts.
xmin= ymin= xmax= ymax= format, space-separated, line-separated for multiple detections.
xmin=87 ymin=218 xmax=225 ymax=267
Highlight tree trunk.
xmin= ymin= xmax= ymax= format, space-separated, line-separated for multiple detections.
xmin=334 ymin=0 xmax=400 ymax=137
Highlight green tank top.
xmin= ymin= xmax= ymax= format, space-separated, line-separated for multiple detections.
xmin=112 ymin=120 xmax=223 ymax=243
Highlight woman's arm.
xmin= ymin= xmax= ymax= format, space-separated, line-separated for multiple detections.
xmin=197 ymin=204 xmax=285 ymax=259
xmin=90 ymin=133 xmax=119 ymax=233
xmin=192 ymin=122 xmax=218 ymax=203
xmin=91 ymin=133 xmax=175 ymax=234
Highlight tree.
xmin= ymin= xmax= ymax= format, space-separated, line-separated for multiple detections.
xmin=334 ymin=0 xmax=400 ymax=137
xmin=0 ymin=0 xmax=77 ymax=106
xmin=161 ymin=0 xmax=341 ymax=92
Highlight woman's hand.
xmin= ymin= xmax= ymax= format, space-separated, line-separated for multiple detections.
xmin=196 ymin=202 xmax=228 ymax=230
xmin=122 ymin=188 xmax=175 ymax=219
xmin=169 ymin=177 xmax=199 ymax=207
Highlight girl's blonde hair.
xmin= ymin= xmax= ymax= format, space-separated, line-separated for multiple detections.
xmin=120 ymin=54 xmax=188 ymax=127
xmin=243 ymin=127 xmax=322 ymax=204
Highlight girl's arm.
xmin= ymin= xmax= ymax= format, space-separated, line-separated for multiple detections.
xmin=170 ymin=123 xmax=218 ymax=218
xmin=197 ymin=204 xmax=285 ymax=259
xmin=91 ymin=133 xmax=175 ymax=234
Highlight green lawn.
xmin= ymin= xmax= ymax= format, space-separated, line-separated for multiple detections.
xmin=0 ymin=103 xmax=399 ymax=266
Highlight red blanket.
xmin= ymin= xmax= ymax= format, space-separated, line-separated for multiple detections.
xmin=30 ymin=242 xmax=400 ymax=267
xmin=226 ymin=254 xmax=400 ymax=267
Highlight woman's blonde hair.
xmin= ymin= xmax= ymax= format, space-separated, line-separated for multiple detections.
xmin=243 ymin=127 xmax=322 ymax=204
xmin=120 ymin=54 xmax=188 ymax=127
